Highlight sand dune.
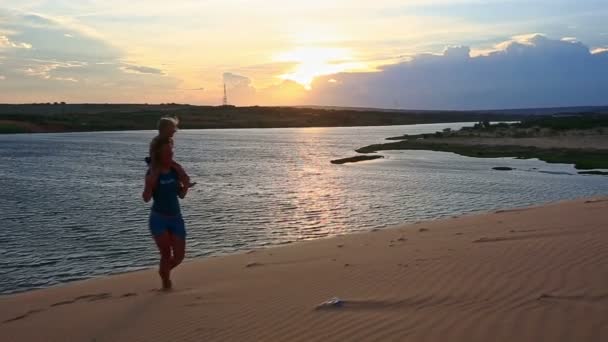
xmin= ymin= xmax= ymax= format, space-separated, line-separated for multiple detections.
xmin=1 ymin=197 xmax=607 ymax=341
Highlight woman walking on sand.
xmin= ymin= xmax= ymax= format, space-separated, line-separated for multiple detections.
xmin=142 ymin=136 xmax=189 ymax=290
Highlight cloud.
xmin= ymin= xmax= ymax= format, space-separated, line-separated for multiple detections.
xmin=0 ymin=10 xmax=180 ymax=103
xmin=442 ymin=45 xmax=470 ymax=59
xmin=29 ymin=60 xmax=92 ymax=80
xmin=120 ymin=64 xmax=165 ymax=75
xmin=295 ymin=34 xmax=608 ymax=109
xmin=1 ymin=12 xmax=118 ymax=61
xmin=53 ymin=77 xmax=78 ymax=82
xmin=219 ymin=72 xmax=307 ymax=105
xmin=219 ymin=34 xmax=607 ymax=109
xmin=222 ymin=72 xmax=256 ymax=103
xmin=592 ymin=47 xmax=608 ymax=54
xmin=21 ymin=60 xmax=86 ymax=81
xmin=0 ymin=35 xmax=32 ymax=49
xmin=223 ymin=72 xmax=252 ymax=88
xmin=258 ymin=80 xmax=307 ymax=104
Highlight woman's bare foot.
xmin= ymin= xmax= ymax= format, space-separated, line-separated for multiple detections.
xmin=161 ymin=278 xmax=172 ymax=291
xmin=159 ymin=269 xmax=172 ymax=291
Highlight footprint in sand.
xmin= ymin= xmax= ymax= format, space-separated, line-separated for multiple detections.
xmin=495 ymin=207 xmax=533 ymax=214
xmin=49 ymin=293 xmax=112 ymax=308
xmin=4 ymin=293 xmax=119 ymax=324
xmin=537 ymin=293 xmax=608 ymax=304
xmin=74 ymin=293 xmax=112 ymax=302
xmin=585 ymin=199 xmax=608 ymax=204
xmin=50 ymin=300 xmax=75 ymax=307
xmin=3 ymin=309 xmax=45 ymax=324
xmin=509 ymin=229 xmax=537 ymax=233
xmin=48 ymin=292 xmax=131 ymax=310
xmin=473 ymin=231 xmax=571 ymax=243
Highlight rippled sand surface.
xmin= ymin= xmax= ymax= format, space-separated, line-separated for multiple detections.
xmin=1 ymin=197 xmax=606 ymax=342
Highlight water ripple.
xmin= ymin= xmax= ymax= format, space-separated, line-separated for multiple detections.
xmin=1 ymin=124 xmax=608 ymax=294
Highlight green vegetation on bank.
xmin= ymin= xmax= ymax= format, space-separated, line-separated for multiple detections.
xmin=517 ymin=115 xmax=608 ymax=130
xmin=0 ymin=103 xmax=529 ymax=134
xmin=0 ymin=122 xmax=30 ymax=134
xmin=386 ymin=115 xmax=608 ymax=141
xmin=357 ymin=140 xmax=608 ymax=169
xmin=354 ymin=115 xmax=608 ymax=170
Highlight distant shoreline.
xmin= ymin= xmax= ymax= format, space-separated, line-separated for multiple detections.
xmin=0 ymin=103 xmax=556 ymax=134
xmin=0 ymin=120 xmax=492 ymax=135
xmin=352 ymin=116 xmax=608 ymax=170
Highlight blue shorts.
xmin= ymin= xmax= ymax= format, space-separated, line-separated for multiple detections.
xmin=149 ymin=211 xmax=186 ymax=239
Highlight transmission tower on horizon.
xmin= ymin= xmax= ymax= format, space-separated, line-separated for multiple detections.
xmin=222 ymin=83 xmax=228 ymax=106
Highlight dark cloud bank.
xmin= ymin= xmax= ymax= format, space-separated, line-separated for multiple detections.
xmin=228 ymin=34 xmax=608 ymax=110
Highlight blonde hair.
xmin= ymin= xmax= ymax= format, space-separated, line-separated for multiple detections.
xmin=157 ymin=116 xmax=179 ymax=132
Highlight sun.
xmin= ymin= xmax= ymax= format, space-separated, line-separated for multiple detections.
xmin=275 ymin=47 xmax=366 ymax=90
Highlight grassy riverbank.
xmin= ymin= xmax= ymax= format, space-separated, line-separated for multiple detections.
xmin=354 ymin=115 xmax=608 ymax=170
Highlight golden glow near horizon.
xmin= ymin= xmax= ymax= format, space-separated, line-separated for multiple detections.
xmin=275 ymin=47 xmax=368 ymax=89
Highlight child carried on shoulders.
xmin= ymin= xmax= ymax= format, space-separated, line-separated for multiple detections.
xmin=146 ymin=116 xmax=194 ymax=189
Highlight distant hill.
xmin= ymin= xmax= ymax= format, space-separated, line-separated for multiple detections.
xmin=477 ymin=106 xmax=608 ymax=115
xmin=1 ymin=103 xmax=604 ymax=134
xmin=295 ymin=105 xmax=608 ymax=115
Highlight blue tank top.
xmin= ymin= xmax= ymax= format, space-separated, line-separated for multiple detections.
xmin=151 ymin=169 xmax=181 ymax=216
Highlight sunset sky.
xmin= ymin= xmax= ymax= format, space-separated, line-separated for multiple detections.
xmin=1 ymin=0 xmax=607 ymax=109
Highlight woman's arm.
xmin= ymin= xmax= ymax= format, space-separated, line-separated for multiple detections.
xmin=142 ymin=169 xmax=159 ymax=202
